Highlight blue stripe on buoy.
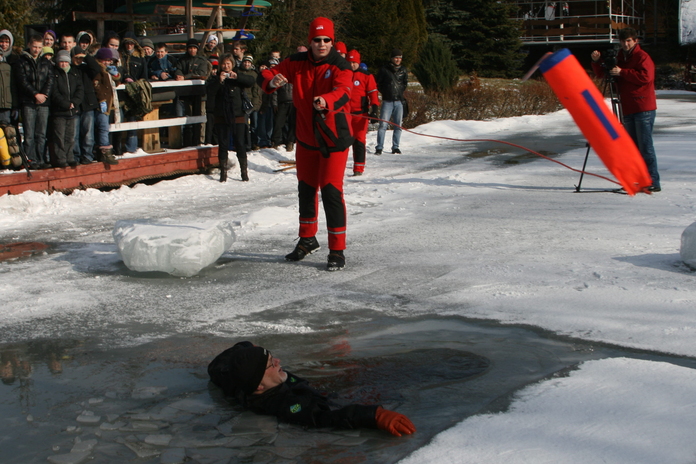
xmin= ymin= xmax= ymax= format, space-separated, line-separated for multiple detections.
xmin=580 ymin=89 xmax=619 ymax=140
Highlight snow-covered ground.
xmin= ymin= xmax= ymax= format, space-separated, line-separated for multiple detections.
xmin=2 ymin=91 xmax=696 ymax=463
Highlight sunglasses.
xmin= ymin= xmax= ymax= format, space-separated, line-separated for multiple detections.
xmin=312 ymin=38 xmax=332 ymax=44
xmin=265 ymin=352 xmax=275 ymax=370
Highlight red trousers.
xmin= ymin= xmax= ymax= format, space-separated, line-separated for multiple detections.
xmin=350 ymin=113 xmax=369 ymax=173
xmin=295 ymin=144 xmax=349 ymax=250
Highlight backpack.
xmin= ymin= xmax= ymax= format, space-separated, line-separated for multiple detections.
xmin=0 ymin=123 xmax=22 ymax=169
xmin=122 ymin=78 xmax=153 ymax=119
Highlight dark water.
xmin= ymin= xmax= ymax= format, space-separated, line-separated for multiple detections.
xmin=3 ymin=315 xmax=693 ymax=464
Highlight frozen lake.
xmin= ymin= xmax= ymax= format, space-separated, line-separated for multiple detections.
xmin=3 ymin=91 xmax=696 ymax=463
xmin=4 ymin=313 xmax=695 ymax=463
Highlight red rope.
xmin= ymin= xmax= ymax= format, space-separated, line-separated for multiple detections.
xmin=351 ymin=112 xmax=622 ymax=187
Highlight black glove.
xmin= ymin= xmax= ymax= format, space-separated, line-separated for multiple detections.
xmin=368 ymin=104 xmax=379 ymax=120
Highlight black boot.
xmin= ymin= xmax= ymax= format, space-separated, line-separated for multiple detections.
xmin=219 ymin=155 xmax=228 ymax=182
xmin=285 ymin=237 xmax=320 ymax=261
xmin=327 ymin=250 xmax=345 ymax=271
xmin=239 ymin=157 xmax=249 ymax=182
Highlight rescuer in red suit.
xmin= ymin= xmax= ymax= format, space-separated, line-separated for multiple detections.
xmin=260 ymin=17 xmax=354 ymax=271
xmin=346 ymin=49 xmax=379 ymax=176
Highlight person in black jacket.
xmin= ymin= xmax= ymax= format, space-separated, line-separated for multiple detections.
xmin=16 ymin=35 xmax=55 ymax=169
xmin=71 ymin=48 xmax=99 ymax=164
xmin=179 ymin=38 xmax=212 ymax=147
xmin=208 ymin=341 xmax=417 ymax=436
xmin=375 ymin=49 xmax=408 ymax=155
xmin=208 ymin=53 xmax=254 ymax=182
xmin=51 ymin=50 xmax=83 ymax=167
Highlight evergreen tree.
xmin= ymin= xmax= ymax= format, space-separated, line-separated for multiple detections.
xmin=0 ymin=0 xmax=43 ymax=48
xmin=246 ymin=0 xmax=350 ymax=59
xmin=412 ymin=36 xmax=460 ymax=92
xmin=425 ymin=0 xmax=524 ymax=78
xmin=344 ymin=0 xmax=427 ymax=69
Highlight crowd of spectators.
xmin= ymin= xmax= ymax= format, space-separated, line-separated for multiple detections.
xmin=0 ymin=28 xmax=298 ymax=172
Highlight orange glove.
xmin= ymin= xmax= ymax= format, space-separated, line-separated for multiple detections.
xmin=374 ymin=406 xmax=416 ymax=437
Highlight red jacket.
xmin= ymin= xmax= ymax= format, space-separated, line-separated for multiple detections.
xmin=261 ymin=49 xmax=353 ymax=156
xmin=349 ymin=68 xmax=379 ymax=114
xmin=591 ymin=44 xmax=656 ymax=116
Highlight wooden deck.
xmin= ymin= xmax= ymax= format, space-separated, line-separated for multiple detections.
xmin=0 ymin=146 xmax=219 ymax=196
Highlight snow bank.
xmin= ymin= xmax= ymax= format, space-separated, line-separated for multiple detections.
xmin=400 ymin=358 xmax=696 ymax=464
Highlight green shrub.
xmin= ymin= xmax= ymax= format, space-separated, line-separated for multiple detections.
xmin=412 ymin=36 xmax=460 ymax=93
xmin=401 ymin=77 xmax=562 ymax=129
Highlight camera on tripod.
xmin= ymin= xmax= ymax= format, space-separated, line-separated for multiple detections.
xmin=602 ymin=48 xmax=618 ymax=72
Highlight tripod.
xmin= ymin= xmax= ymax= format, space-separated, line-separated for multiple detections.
xmin=574 ymin=76 xmax=623 ymax=192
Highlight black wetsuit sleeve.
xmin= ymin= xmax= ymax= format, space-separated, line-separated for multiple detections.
xmin=249 ymin=375 xmax=379 ymax=430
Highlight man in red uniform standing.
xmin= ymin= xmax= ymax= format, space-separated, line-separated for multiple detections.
xmin=347 ymin=49 xmax=379 ymax=176
xmin=261 ymin=17 xmax=353 ymax=271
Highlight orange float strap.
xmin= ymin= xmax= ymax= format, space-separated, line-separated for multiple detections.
xmin=538 ymin=48 xmax=652 ymax=195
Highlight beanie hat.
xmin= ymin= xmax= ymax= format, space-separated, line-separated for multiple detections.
xmin=110 ymin=49 xmax=120 ymax=61
xmin=347 ymin=49 xmax=360 ymax=63
xmin=186 ymin=38 xmax=200 ymax=49
xmin=44 ymin=30 xmax=57 ymax=41
xmin=207 ymin=342 xmax=269 ymax=395
xmin=71 ymin=47 xmax=86 ymax=58
xmin=335 ymin=42 xmax=347 ymax=55
xmin=308 ymin=17 xmax=335 ymax=42
xmin=207 ymin=35 xmax=218 ymax=44
xmin=95 ymin=48 xmax=112 ymax=61
xmin=41 ymin=46 xmax=54 ymax=57
xmin=56 ymin=50 xmax=71 ymax=63
xmin=391 ymin=48 xmax=403 ymax=58
xmin=242 ymin=54 xmax=253 ymax=62
xmin=268 ymin=58 xmax=279 ymax=66
xmin=140 ymin=38 xmax=155 ymax=50
xmin=208 ymin=55 xmax=219 ymax=66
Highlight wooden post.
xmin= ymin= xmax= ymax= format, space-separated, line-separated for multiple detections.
xmin=187 ymin=0 xmax=194 ymax=39
xmin=96 ymin=0 xmax=104 ymax=42
xmin=127 ymin=0 xmax=135 ymax=33
xmin=142 ymin=104 xmax=163 ymax=153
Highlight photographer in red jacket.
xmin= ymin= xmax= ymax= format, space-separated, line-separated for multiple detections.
xmin=261 ymin=17 xmax=354 ymax=271
xmin=591 ymin=28 xmax=660 ymax=192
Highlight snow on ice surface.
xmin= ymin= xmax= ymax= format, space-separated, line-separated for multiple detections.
xmin=400 ymin=358 xmax=696 ymax=464
xmin=1 ymin=91 xmax=696 ymax=463
xmin=112 ymin=219 xmax=235 ymax=277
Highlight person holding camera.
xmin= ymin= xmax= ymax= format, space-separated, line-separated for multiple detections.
xmin=591 ymin=28 xmax=660 ymax=192
xmin=208 ymin=53 xmax=255 ymax=182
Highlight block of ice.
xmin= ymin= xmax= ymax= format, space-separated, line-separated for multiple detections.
xmin=113 ymin=220 xmax=235 ymax=277
xmin=681 ymin=222 xmax=696 ymax=270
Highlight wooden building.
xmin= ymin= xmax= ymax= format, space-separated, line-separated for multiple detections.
xmin=510 ymin=0 xmax=645 ymax=44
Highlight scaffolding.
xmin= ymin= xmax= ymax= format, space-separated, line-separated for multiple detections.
xmin=510 ymin=0 xmax=645 ymax=44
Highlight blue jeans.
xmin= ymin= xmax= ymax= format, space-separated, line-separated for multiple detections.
xmin=118 ymin=108 xmax=138 ymax=153
xmin=95 ymin=109 xmax=111 ymax=148
xmin=22 ymin=105 xmax=50 ymax=164
xmin=624 ymin=110 xmax=659 ymax=189
xmin=376 ymin=100 xmax=403 ymax=151
xmin=257 ymin=108 xmax=274 ymax=147
xmin=74 ymin=110 xmax=96 ymax=162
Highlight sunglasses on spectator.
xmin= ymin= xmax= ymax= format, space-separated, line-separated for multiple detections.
xmin=312 ymin=38 xmax=331 ymax=43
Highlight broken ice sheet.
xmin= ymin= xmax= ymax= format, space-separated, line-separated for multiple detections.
xmin=113 ymin=219 xmax=235 ymax=277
